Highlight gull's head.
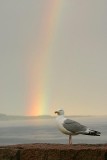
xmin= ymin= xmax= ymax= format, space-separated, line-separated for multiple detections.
xmin=55 ymin=109 xmax=64 ymax=115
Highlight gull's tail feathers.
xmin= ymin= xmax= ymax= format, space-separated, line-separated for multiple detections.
xmin=79 ymin=129 xmax=101 ymax=136
xmin=86 ymin=129 xmax=101 ymax=136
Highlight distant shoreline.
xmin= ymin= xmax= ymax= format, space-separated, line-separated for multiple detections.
xmin=0 ymin=114 xmax=106 ymax=121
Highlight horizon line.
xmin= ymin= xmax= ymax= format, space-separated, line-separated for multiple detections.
xmin=0 ymin=113 xmax=107 ymax=117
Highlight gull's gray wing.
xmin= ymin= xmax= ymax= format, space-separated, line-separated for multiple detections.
xmin=63 ymin=119 xmax=87 ymax=134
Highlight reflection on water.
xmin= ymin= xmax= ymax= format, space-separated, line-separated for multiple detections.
xmin=0 ymin=116 xmax=107 ymax=145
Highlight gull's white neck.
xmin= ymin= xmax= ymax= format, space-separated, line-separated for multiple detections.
xmin=56 ymin=114 xmax=65 ymax=121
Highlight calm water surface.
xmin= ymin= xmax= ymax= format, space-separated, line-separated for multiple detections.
xmin=0 ymin=116 xmax=107 ymax=145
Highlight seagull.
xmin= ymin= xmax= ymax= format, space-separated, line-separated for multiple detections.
xmin=55 ymin=109 xmax=101 ymax=144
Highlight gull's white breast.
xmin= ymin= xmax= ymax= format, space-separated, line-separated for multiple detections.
xmin=56 ymin=116 xmax=71 ymax=135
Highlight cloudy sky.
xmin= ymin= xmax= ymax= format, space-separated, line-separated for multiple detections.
xmin=0 ymin=0 xmax=107 ymax=116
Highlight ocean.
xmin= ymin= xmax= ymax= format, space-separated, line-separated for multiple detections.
xmin=0 ymin=116 xmax=107 ymax=145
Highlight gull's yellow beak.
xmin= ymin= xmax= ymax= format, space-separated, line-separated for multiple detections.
xmin=54 ymin=111 xmax=58 ymax=114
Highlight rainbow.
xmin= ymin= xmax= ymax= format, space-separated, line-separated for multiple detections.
xmin=26 ymin=1 xmax=63 ymax=116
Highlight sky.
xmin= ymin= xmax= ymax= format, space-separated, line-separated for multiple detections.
xmin=0 ymin=0 xmax=107 ymax=116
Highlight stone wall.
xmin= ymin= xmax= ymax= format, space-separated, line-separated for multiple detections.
xmin=0 ymin=144 xmax=107 ymax=160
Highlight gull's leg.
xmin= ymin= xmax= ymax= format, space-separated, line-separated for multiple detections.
xmin=69 ymin=135 xmax=72 ymax=144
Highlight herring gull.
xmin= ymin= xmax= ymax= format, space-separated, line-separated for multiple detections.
xmin=55 ymin=109 xmax=101 ymax=144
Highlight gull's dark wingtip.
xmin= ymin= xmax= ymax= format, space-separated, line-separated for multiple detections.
xmin=86 ymin=130 xmax=101 ymax=136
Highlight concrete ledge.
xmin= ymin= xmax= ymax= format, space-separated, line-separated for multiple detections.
xmin=0 ymin=143 xmax=107 ymax=160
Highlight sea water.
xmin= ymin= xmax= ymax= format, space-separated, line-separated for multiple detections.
xmin=0 ymin=116 xmax=107 ymax=145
